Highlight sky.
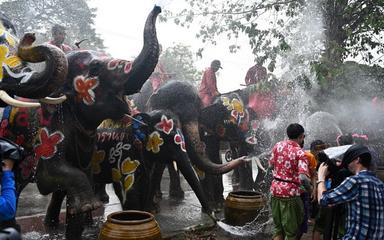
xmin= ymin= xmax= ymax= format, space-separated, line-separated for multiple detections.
xmin=88 ymin=0 xmax=255 ymax=93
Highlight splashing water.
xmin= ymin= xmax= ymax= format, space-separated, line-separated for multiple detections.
xmin=217 ymin=207 xmax=273 ymax=237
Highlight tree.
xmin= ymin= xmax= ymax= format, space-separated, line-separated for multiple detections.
xmin=161 ymin=0 xmax=384 ymax=70
xmin=0 ymin=0 xmax=104 ymax=50
xmin=161 ymin=44 xmax=200 ymax=86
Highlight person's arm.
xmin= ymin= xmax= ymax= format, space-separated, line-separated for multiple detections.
xmin=317 ymin=162 xmax=357 ymax=206
xmin=298 ymin=150 xmax=311 ymax=192
xmin=0 ymin=159 xmax=16 ymax=221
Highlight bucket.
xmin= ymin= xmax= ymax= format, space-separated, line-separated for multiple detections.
xmin=224 ymin=190 xmax=267 ymax=226
xmin=98 ymin=210 xmax=162 ymax=240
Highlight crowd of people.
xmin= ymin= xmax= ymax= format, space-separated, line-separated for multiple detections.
xmin=269 ymin=123 xmax=384 ymax=240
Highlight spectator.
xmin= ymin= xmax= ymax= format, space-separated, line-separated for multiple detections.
xmin=0 ymin=138 xmax=23 ymax=240
xmin=198 ymin=60 xmax=222 ymax=107
xmin=244 ymin=63 xmax=267 ymax=86
xmin=47 ymin=24 xmax=72 ymax=53
xmin=269 ymin=123 xmax=310 ymax=240
xmin=317 ymin=144 xmax=384 ymax=239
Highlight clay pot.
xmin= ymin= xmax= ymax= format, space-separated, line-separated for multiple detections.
xmin=376 ymin=166 xmax=384 ymax=182
xmin=224 ymin=191 xmax=267 ymax=226
xmin=98 ymin=210 xmax=162 ymax=240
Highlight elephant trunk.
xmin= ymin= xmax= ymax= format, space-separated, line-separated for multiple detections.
xmin=0 ymin=33 xmax=68 ymax=99
xmin=123 ymin=6 xmax=161 ymax=95
xmin=183 ymin=121 xmax=245 ymax=174
xmin=175 ymin=151 xmax=214 ymax=216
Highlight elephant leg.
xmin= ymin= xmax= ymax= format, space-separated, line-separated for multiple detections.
xmin=230 ymin=143 xmax=254 ymax=191
xmin=36 ymin=159 xmax=102 ymax=215
xmin=168 ymin=162 xmax=184 ymax=199
xmin=94 ymin=183 xmax=109 ymax=204
xmin=144 ymin=162 xmax=166 ymax=213
xmin=65 ymin=212 xmax=87 ymax=240
xmin=176 ymin=152 xmax=213 ymax=215
xmin=154 ymin=164 xmax=166 ymax=202
xmin=238 ymin=162 xmax=253 ymax=190
xmin=44 ymin=190 xmax=66 ymax=229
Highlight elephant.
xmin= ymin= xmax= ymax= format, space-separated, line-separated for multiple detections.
xmin=92 ymin=110 xmax=213 ymax=215
xmin=142 ymin=80 xmax=276 ymax=208
xmin=0 ymin=6 xmax=161 ymax=239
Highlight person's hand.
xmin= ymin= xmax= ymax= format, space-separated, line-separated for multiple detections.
xmin=317 ymin=162 xmax=329 ymax=181
xmin=2 ymin=159 xmax=14 ymax=171
xmin=311 ymin=185 xmax=317 ymax=202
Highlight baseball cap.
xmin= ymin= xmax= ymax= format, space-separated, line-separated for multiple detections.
xmin=342 ymin=144 xmax=371 ymax=166
xmin=211 ymin=60 xmax=222 ymax=69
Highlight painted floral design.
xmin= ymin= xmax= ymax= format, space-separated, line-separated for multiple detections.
xmin=112 ymin=157 xmax=140 ymax=192
xmin=174 ymin=129 xmax=186 ymax=152
xmin=146 ymin=131 xmax=164 ymax=154
xmin=0 ymin=44 xmax=21 ymax=80
xmin=107 ymin=59 xmax=132 ymax=74
xmin=34 ymin=128 xmax=64 ymax=160
xmin=221 ymin=96 xmax=245 ymax=125
xmin=73 ymin=75 xmax=99 ymax=105
xmin=91 ymin=149 xmax=106 ymax=175
xmin=155 ymin=115 xmax=174 ymax=135
xmin=0 ymin=29 xmax=17 ymax=48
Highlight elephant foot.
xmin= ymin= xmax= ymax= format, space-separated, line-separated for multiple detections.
xmin=169 ymin=188 xmax=184 ymax=200
xmin=44 ymin=216 xmax=60 ymax=229
xmin=67 ymin=193 xmax=103 ymax=215
xmin=153 ymin=190 xmax=162 ymax=204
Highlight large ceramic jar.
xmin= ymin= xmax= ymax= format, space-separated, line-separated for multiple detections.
xmin=224 ymin=191 xmax=267 ymax=226
xmin=98 ymin=210 xmax=162 ymax=240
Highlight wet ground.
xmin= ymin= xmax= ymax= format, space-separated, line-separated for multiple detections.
xmin=16 ymin=152 xmax=313 ymax=240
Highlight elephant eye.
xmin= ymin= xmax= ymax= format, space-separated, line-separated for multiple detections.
xmin=89 ymin=60 xmax=103 ymax=76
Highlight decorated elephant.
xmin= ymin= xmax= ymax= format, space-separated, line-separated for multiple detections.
xmin=94 ymin=110 xmax=213 ymax=214
xmin=142 ymin=80 xmax=276 ymax=208
xmin=0 ymin=6 xmax=160 ymax=239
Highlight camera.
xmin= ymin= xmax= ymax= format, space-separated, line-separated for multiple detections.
xmin=0 ymin=138 xmax=24 ymax=164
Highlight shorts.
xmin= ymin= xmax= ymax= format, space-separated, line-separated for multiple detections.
xmin=271 ymin=195 xmax=304 ymax=240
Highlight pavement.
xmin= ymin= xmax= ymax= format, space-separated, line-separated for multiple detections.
xmin=15 ymin=152 xmax=314 ymax=240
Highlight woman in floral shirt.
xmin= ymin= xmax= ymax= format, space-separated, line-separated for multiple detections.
xmin=269 ymin=123 xmax=309 ymax=240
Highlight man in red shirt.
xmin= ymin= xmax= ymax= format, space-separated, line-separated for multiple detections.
xmin=198 ymin=60 xmax=222 ymax=107
xmin=244 ymin=63 xmax=267 ymax=86
xmin=47 ymin=24 xmax=73 ymax=53
xmin=269 ymin=123 xmax=310 ymax=240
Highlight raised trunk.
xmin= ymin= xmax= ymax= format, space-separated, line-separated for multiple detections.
xmin=124 ymin=6 xmax=161 ymax=95
xmin=183 ymin=122 xmax=245 ymax=174
xmin=0 ymin=33 xmax=68 ymax=99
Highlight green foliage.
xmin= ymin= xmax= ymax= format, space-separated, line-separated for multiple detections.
xmin=162 ymin=0 xmax=384 ymax=70
xmin=0 ymin=0 xmax=104 ymax=50
xmin=161 ymin=44 xmax=200 ymax=85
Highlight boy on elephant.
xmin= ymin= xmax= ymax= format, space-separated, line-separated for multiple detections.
xmin=198 ymin=60 xmax=222 ymax=107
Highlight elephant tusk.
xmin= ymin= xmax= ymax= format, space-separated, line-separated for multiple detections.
xmin=0 ymin=90 xmax=41 ymax=108
xmin=253 ymin=156 xmax=267 ymax=173
xmin=172 ymin=161 xmax=178 ymax=172
xmin=39 ymin=95 xmax=67 ymax=104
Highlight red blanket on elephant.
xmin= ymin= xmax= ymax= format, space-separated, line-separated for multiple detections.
xmin=247 ymin=92 xmax=276 ymax=119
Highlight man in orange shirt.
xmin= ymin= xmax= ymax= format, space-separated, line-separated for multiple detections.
xmin=198 ymin=60 xmax=222 ymax=107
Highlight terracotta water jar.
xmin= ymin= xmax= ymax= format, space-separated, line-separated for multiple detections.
xmin=98 ymin=210 xmax=162 ymax=240
xmin=224 ymin=190 xmax=267 ymax=226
